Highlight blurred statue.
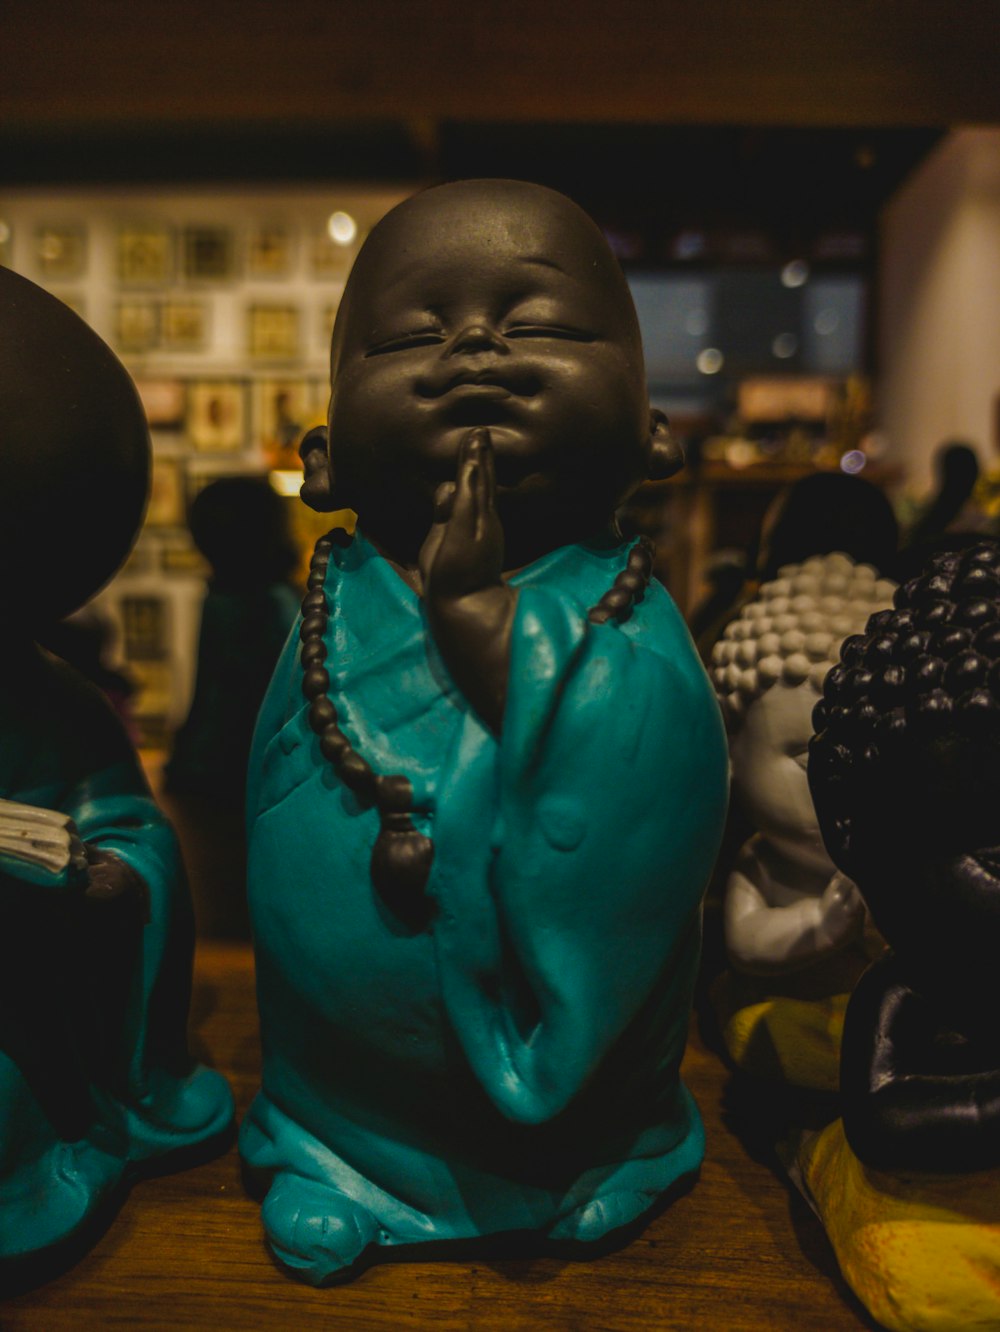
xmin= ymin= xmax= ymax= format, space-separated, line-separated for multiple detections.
xmin=692 ymin=470 xmax=899 ymax=661
xmin=710 ymin=553 xmax=895 ymax=1089
xmin=165 ymin=476 xmax=300 ymax=809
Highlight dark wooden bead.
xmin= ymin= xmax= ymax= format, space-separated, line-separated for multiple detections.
xmin=302 ymin=588 xmax=327 ymax=614
xmin=300 ymin=639 xmax=326 ymax=666
xmin=617 ymin=569 xmax=645 ymax=594
xmin=300 ymin=613 xmax=328 ymax=642
xmin=307 ymin=571 xmax=326 ymax=589
xmin=603 ymin=586 xmax=632 ymax=613
xmin=337 ymin=751 xmax=376 ymax=802
xmin=628 ymin=545 xmax=653 ymax=576
xmin=302 ymin=666 xmax=330 ymax=700
xmin=319 ymin=727 xmax=351 ymax=763
xmin=308 ymin=697 xmax=338 ymax=732
xmin=376 ymin=774 xmax=413 ymax=814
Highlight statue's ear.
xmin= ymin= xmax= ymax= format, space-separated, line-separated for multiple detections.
xmin=648 ymin=408 xmax=685 ymax=481
xmin=299 ymin=425 xmax=339 ymax=512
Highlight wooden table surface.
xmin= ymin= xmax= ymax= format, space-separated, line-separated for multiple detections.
xmin=0 ymin=941 xmax=876 ymax=1330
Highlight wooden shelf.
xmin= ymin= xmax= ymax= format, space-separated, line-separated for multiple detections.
xmin=1 ymin=941 xmax=873 ymax=1329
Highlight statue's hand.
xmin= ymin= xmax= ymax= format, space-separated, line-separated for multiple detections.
xmin=84 ymin=846 xmax=150 ymax=921
xmin=817 ymin=870 xmax=865 ymax=949
xmin=419 ymin=428 xmax=505 ymax=603
xmin=417 ymin=428 xmax=515 ymax=733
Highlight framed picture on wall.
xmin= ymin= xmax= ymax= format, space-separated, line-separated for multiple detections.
xmin=256 ymin=378 xmax=326 ymax=470
xmin=121 ymin=595 xmax=169 ymax=661
xmin=187 ymin=379 xmax=248 ymax=453
xmin=34 ymin=225 xmax=87 ymax=279
xmin=146 ymin=456 xmax=186 ymax=527
xmin=115 ymin=300 xmax=159 ymax=353
xmin=134 ymin=377 xmax=187 ymax=431
xmin=161 ymin=301 xmax=208 ymax=352
xmin=118 ymin=226 xmax=174 ymax=285
xmin=248 ymin=226 xmax=293 ymax=278
xmin=183 ymin=225 xmax=236 ymax=280
xmin=248 ymin=304 xmax=299 ymax=359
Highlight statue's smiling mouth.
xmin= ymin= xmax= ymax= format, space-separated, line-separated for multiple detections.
xmin=418 ymin=367 xmax=542 ymax=400
xmin=442 ymin=387 xmax=520 ymax=427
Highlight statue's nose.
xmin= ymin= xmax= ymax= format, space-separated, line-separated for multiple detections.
xmin=444 ymin=323 xmax=508 ymax=357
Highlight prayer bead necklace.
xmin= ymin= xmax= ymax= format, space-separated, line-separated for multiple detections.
xmin=298 ymin=529 xmax=654 ymax=927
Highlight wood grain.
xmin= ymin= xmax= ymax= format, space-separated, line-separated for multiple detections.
xmin=0 ymin=941 xmax=876 ymax=1329
xmin=2 ymin=0 xmax=999 ymax=130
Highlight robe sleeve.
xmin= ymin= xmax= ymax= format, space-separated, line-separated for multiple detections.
xmin=431 ymin=582 xmax=728 ymax=1125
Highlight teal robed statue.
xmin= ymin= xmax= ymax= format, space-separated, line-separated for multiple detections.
xmin=241 ymin=180 xmax=729 ymax=1283
xmin=0 ymin=268 xmax=233 ymax=1267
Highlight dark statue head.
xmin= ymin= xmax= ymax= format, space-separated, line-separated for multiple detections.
xmin=301 ymin=179 xmax=681 ymax=569
xmin=0 ymin=267 xmax=149 ymax=629
xmin=809 ymin=542 xmax=1000 ymax=1030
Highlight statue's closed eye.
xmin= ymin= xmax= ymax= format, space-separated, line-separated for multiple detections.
xmin=504 ymin=324 xmax=595 ymax=342
xmin=366 ymin=330 xmax=445 ymax=357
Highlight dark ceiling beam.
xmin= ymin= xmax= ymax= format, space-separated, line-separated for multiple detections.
xmin=4 ymin=1 xmax=1000 ymax=131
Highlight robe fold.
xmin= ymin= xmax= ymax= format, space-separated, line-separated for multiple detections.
xmin=242 ymin=531 xmax=727 ymax=1245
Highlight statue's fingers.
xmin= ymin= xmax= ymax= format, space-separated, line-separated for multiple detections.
xmin=432 ymin=481 xmax=456 ymax=524
xmin=451 ymin=439 xmax=481 ymax=537
xmin=483 ymin=434 xmax=496 ymax=513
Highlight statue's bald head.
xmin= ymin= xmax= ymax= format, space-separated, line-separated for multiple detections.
xmin=307 ymin=178 xmax=678 ymax=568
xmin=330 ymin=179 xmax=644 ymax=379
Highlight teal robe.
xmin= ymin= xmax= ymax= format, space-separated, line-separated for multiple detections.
xmin=0 ymin=646 xmax=233 ymax=1260
xmin=242 ymin=532 xmax=727 ymax=1275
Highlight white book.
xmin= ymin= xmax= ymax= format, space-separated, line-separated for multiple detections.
xmin=0 ymin=797 xmax=88 ymax=888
